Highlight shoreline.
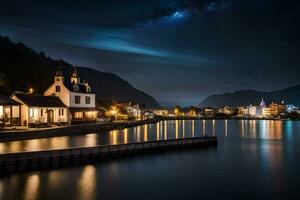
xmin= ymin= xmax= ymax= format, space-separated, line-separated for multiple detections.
xmin=0 ymin=117 xmax=295 ymax=142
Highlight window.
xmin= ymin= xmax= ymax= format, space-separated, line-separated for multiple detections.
xmin=75 ymin=96 xmax=81 ymax=104
xmin=56 ymin=78 xmax=60 ymax=82
xmin=85 ymin=96 xmax=91 ymax=104
xmin=41 ymin=109 xmax=43 ymax=117
xmin=59 ymin=109 xmax=64 ymax=116
xmin=74 ymin=112 xmax=83 ymax=119
xmin=29 ymin=108 xmax=34 ymax=117
xmin=56 ymin=86 xmax=61 ymax=92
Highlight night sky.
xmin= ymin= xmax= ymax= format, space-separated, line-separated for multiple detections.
xmin=0 ymin=0 xmax=299 ymax=106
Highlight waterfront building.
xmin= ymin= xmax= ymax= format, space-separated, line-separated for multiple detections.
xmin=218 ymin=106 xmax=234 ymax=115
xmin=118 ymin=102 xmax=144 ymax=119
xmin=0 ymin=95 xmax=21 ymax=126
xmin=238 ymin=107 xmax=249 ymax=116
xmin=268 ymin=101 xmax=286 ymax=116
xmin=262 ymin=107 xmax=271 ymax=117
xmin=269 ymin=102 xmax=280 ymax=116
xmin=152 ymin=109 xmax=169 ymax=116
xmin=11 ymin=92 xmax=68 ymax=127
xmin=44 ymin=66 xmax=98 ymax=124
xmin=248 ymin=105 xmax=257 ymax=116
xmin=204 ymin=108 xmax=215 ymax=116
xmin=286 ymin=104 xmax=296 ymax=113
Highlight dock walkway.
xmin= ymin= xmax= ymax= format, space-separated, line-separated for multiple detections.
xmin=0 ymin=136 xmax=217 ymax=175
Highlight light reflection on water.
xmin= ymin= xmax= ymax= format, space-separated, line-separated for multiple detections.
xmin=0 ymin=120 xmax=290 ymax=154
xmin=23 ymin=174 xmax=40 ymax=200
xmin=77 ymin=165 xmax=96 ymax=200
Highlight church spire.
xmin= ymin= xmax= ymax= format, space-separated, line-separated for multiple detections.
xmin=55 ymin=61 xmax=63 ymax=76
xmin=54 ymin=60 xmax=64 ymax=82
xmin=260 ymin=97 xmax=266 ymax=107
xmin=71 ymin=67 xmax=80 ymax=84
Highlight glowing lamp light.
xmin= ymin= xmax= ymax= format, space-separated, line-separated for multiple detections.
xmin=29 ymin=88 xmax=34 ymax=94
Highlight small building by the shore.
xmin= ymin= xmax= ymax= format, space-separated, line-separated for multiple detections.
xmin=11 ymin=92 xmax=68 ymax=127
xmin=152 ymin=108 xmax=169 ymax=116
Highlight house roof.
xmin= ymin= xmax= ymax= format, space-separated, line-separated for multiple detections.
xmin=13 ymin=92 xmax=67 ymax=107
xmin=0 ymin=95 xmax=21 ymax=106
xmin=65 ymin=82 xmax=91 ymax=93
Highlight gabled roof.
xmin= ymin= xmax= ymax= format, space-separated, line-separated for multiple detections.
xmin=13 ymin=92 xmax=67 ymax=107
xmin=0 ymin=95 xmax=21 ymax=106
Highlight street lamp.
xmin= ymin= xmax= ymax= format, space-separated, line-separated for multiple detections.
xmin=110 ymin=106 xmax=118 ymax=121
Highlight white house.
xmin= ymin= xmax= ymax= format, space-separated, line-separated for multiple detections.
xmin=0 ymin=95 xmax=21 ymax=126
xmin=118 ymin=102 xmax=144 ymax=119
xmin=44 ymin=66 xmax=98 ymax=124
xmin=11 ymin=92 xmax=68 ymax=127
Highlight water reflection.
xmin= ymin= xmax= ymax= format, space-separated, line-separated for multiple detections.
xmin=0 ymin=180 xmax=3 ymax=200
xmin=23 ymin=174 xmax=40 ymax=200
xmin=124 ymin=128 xmax=128 ymax=144
xmin=224 ymin=120 xmax=228 ymax=137
xmin=0 ymin=120 xmax=290 ymax=154
xmin=202 ymin=120 xmax=206 ymax=136
xmin=175 ymin=120 xmax=179 ymax=139
xmin=164 ymin=121 xmax=167 ymax=140
xmin=212 ymin=120 xmax=215 ymax=136
xmin=192 ymin=120 xmax=195 ymax=137
xmin=77 ymin=165 xmax=96 ymax=200
xmin=144 ymin=125 xmax=148 ymax=142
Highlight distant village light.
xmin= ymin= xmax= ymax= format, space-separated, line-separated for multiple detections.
xmin=28 ymin=88 xmax=34 ymax=94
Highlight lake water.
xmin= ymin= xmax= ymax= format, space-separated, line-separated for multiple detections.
xmin=0 ymin=120 xmax=300 ymax=200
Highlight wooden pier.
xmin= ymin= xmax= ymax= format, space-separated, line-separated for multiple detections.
xmin=0 ymin=136 xmax=217 ymax=175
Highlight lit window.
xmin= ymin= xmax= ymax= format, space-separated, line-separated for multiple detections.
xmin=29 ymin=108 xmax=34 ymax=117
xmin=75 ymin=96 xmax=81 ymax=104
xmin=74 ymin=112 xmax=83 ymax=118
xmin=0 ymin=106 xmax=3 ymax=118
xmin=56 ymin=86 xmax=61 ymax=92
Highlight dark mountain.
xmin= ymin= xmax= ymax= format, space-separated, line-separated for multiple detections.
xmin=199 ymin=85 xmax=300 ymax=107
xmin=0 ymin=35 xmax=160 ymax=108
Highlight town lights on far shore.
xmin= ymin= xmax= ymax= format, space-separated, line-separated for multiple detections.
xmin=110 ymin=106 xmax=119 ymax=120
xmin=29 ymin=88 xmax=34 ymax=94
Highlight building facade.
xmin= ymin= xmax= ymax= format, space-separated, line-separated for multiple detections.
xmin=44 ymin=67 xmax=98 ymax=124
xmin=11 ymin=92 xmax=68 ymax=127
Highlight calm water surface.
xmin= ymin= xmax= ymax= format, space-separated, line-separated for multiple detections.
xmin=0 ymin=120 xmax=300 ymax=200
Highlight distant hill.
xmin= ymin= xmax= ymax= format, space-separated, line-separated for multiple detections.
xmin=0 ymin=35 xmax=160 ymax=108
xmin=199 ymin=85 xmax=300 ymax=107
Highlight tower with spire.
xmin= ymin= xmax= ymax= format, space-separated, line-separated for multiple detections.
xmin=260 ymin=98 xmax=266 ymax=107
xmin=71 ymin=67 xmax=80 ymax=84
xmin=54 ymin=61 xmax=64 ymax=83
